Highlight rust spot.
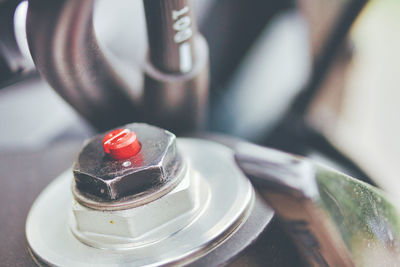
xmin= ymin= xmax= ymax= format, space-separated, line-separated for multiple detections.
xmin=110 ymin=220 xmax=115 ymax=224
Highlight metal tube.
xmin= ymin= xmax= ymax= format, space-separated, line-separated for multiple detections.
xmin=26 ymin=0 xmax=209 ymax=134
xmin=26 ymin=0 xmax=141 ymax=131
xmin=143 ymin=0 xmax=197 ymax=74
xmin=141 ymin=0 xmax=209 ymax=133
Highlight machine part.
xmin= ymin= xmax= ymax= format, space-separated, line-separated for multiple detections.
xmin=26 ymin=0 xmax=140 ymax=131
xmin=102 ymin=128 xmax=141 ymax=160
xmin=0 ymin=0 xmax=32 ymax=86
xmin=26 ymin=0 xmax=209 ymax=134
xmin=71 ymin=165 xmax=209 ymax=249
xmin=143 ymin=35 xmax=209 ymax=134
xmin=73 ymin=123 xmax=183 ymax=202
xmin=143 ymin=0 xmax=197 ymax=74
xmin=235 ymin=142 xmax=400 ymax=267
xmin=143 ymin=0 xmax=209 ymax=133
xmin=3 ymin=132 xmax=303 ymax=266
xmin=26 ymin=138 xmax=260 ymax=266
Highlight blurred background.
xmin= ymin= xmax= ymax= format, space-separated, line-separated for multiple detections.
xmin=1 ymin=2 xmax=400 ymax=262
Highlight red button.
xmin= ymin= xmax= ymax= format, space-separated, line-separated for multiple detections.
xmin=102 ymin=129 xmax=141 ymax=160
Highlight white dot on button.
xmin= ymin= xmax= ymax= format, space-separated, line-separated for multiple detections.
xmin=122 ymin=161 xmax=132 ymax=167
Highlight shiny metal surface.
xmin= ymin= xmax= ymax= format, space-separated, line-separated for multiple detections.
xmin=26 ymin=139 xmax=254 ymax=266
xmin=73 ymin=124 xmax=183 ymax=201
xmin=143 ymin=35 xmax=209 ymax=134
xmin=236 ymin=142 xmax=400 ymax=267
xmin=143 ymin=0 xmax=198 ymax=73
xmin=72 ymin=163 xmax=186 ymax=211
xmin=26 ymin=0 xmax=140 ymax=131
xmin=26 ymin=0 xmax=209 ymax=133
xmin=71 ymin=168 xmax=209 ymax=249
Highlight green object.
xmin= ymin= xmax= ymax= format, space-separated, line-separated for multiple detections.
xmin=317 ymin=166 xmax=400 ymax=266
xmin=235 ymin=142 xmax=400 ymax=266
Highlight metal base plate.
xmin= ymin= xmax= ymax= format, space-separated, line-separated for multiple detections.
xmin=26 ymin=139 xmax=255 ymax=266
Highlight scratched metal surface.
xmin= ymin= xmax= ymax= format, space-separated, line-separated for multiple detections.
xmin=0 ymin=142 xmax=305 ymax=266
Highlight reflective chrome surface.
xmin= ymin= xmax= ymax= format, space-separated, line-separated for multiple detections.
xmin=71 ymin=166 xmax=209 ymax=249
xmin=236 ymin=142 xmax=400 ymax=267
xmin=26 ymin=0 xmax=209 ymax=133
xmin=26 ymin=139 xmax=254 ymax=266
xmin=73 ymin=123 xmax=184 ymax=202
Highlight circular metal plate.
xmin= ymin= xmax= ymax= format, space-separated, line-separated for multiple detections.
xmin=26 ymin=139 xmax=254 ymax=266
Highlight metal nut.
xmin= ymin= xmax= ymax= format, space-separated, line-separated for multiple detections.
xmin=73 ymin=123 xmax=183 ymax=201
xmin=71 ymin=171 xmax=209 ymax=249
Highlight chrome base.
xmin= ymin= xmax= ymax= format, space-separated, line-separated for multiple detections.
xmin=26 ymin=139 xmax=254 ymax=266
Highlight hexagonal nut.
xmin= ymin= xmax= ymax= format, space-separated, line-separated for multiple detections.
xmin=73 ymin=123 xmax=183 ymax=200
xmin=71 ymin=171 xmax=209 ymax=248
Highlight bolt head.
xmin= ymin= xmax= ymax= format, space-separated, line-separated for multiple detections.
xmin=73 ymin=123 xmax=182 ymax=200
